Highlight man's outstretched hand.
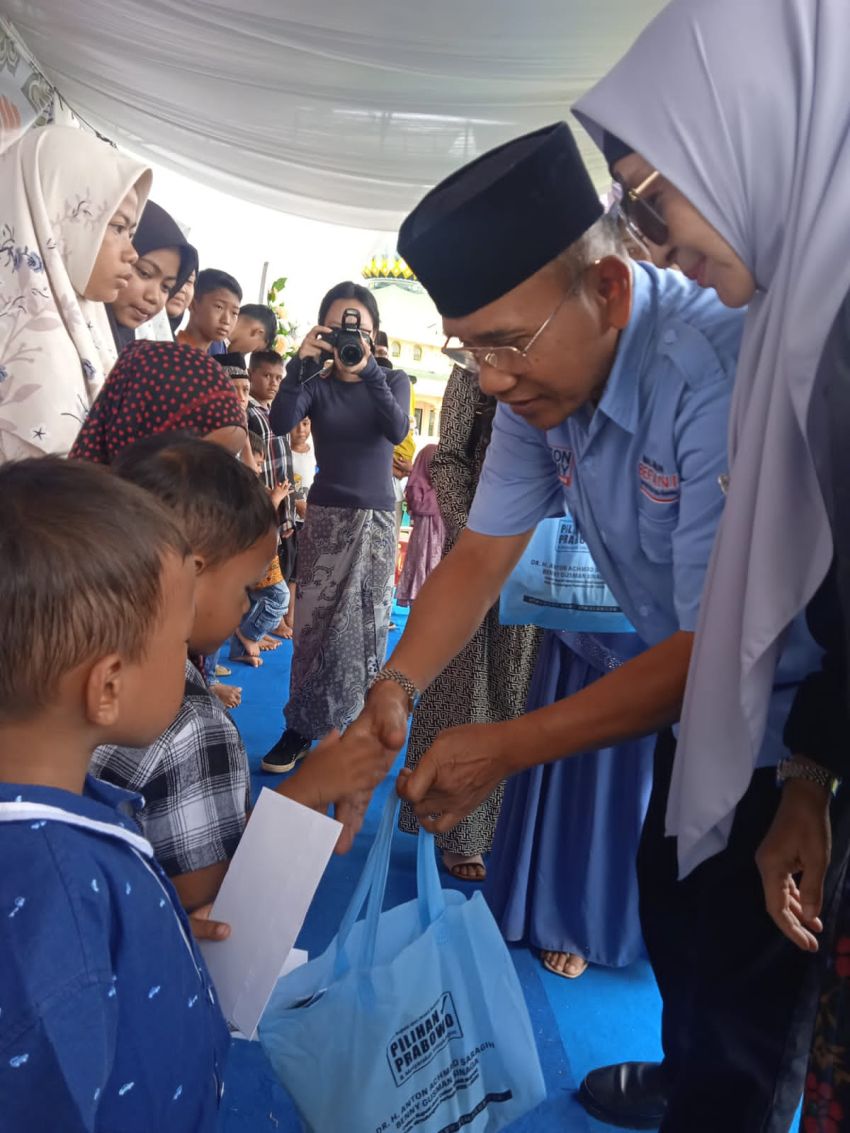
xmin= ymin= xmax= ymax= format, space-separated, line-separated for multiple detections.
xmin=396 ymin=721 xmax=512 ymax=834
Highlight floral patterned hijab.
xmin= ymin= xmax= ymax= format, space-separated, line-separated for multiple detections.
xmin=0 ymin=125 xmax=151 ymax=460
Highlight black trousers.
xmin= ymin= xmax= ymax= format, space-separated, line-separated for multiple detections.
xmin=637 ymin=731 xmax=824 ymax=1133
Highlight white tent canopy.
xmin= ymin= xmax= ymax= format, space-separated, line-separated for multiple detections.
xmin=4 ymin=0 xmax=664 ymax=230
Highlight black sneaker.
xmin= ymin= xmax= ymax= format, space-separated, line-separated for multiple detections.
xmin=261 ymin=729 xmax=312 ymax=773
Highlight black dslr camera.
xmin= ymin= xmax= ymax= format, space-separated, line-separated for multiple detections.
xmin=319 ymin=307 xmax=370 ymax=368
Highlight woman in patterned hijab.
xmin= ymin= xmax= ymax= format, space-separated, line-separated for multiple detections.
xmin=0 ymin=125 xmax=151 ymax=461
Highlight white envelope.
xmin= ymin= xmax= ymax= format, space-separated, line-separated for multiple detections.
xmin=200 ymin=787 xmax=341 ymax=1038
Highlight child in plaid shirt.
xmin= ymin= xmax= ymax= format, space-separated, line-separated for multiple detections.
xmin=91 ymin=436 xmax=391 ymax=913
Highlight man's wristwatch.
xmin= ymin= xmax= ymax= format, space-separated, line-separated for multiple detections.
xmin=368 ymin=667 xmax=421 ymax=715
xmin=776 ymin=757 xmax=840 ymax=795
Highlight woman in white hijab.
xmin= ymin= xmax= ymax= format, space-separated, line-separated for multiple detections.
xmin=0 ymin=125 xmax=151 ymax=460
xmin=575 ymin=0 xmax=850 ymax=1128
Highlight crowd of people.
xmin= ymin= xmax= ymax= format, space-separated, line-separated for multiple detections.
xmin=0 ymin=0 xmax=848 ymax=1129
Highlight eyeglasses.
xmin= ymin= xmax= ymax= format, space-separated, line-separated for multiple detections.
xmin=441 ymin=291 xmax=574 ymax=376
xmin=611 ymin=170 xmax=668 ymax=248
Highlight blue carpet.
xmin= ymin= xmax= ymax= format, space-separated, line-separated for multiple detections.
xmin=218 ymin=606 xmax=662 ymax=1132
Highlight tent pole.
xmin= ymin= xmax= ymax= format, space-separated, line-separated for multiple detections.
xmin=258 ymin=260 xmax=269 ymax=303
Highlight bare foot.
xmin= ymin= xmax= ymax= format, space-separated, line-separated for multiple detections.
xmin=230 ymin=629 xmax=262 ymax=667
xmin=259 ymin=636 xmax=281 ymax=652
xmin=540 ymin=950 xmax=588 ymax=979
xmin=272 ymin=619 xmax=293 ymax=640
xmin=211 ymin=683 xmax=242 ymax=709
xmin=442 ymin=852 xmax=486 ymax=882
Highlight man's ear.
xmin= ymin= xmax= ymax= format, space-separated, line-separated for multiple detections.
xmin=83 ymin=654 xmax=123 ymax=728
xmin=193 ymin=553 xmax=207 ymax=578
xmin=585 ymin=255 xmax=633 ymax=331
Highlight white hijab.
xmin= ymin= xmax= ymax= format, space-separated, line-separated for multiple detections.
xmin=0 ymin=125 xmax=151 ymax=460
xmin=575 ymin=0 xmax=850 ymax=875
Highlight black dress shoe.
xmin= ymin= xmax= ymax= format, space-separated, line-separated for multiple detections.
xmin=577 ymin=1061 xmax=668 ymax=1130
xmin=261 ymin=728 xmax=311 ymax=773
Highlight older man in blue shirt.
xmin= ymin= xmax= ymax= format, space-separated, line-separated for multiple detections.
xmin=346 ymin=123 xmax=821 ymax=1132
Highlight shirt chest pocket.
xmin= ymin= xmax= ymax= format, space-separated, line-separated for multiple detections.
xmin=637 ymin=500 xmax=678 ymax=564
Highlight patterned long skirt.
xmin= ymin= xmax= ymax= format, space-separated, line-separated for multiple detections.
xmin=284 ymin=504 xmax=395 ymax=738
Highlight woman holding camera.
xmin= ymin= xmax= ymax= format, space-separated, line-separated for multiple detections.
xmin=264 ymin=281 xmax=411 ymax=772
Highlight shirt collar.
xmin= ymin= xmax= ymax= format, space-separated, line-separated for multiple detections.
xmin=0 ymin=774 xmax=143 ymax=831
xmin=593 ymin=262 xmax=653 ymax=436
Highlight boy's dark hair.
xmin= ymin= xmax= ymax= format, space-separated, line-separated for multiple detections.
xmin=248 ymin=432 xmax=266 ymax=457
xmin=113 ymin=436 xmax=276 ymax=567
xmin=318 ymin=281 xmax=380 ymax=333
xmin=249 ymin=350 xmax=284 ymax=371
xmin=239 ymin=304 xmax=277 ymax=350
xmin=0 ymin=458 xmax=189 ymax=722
xmin=194 ymin=268 xmax=243 ymax=303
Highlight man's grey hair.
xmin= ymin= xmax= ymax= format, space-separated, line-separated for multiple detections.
xmin=552 ymin=211 xmax=629 ymax=288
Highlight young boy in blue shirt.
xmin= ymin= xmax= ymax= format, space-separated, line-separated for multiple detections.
xmin=0 ymin=457 xmax=230 ymax=1132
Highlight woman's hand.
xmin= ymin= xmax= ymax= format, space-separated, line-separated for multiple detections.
xmin=298 ymin=325 xmax=336 ymax=364
xmin=756 ymin=775 xmax=832 ymax=952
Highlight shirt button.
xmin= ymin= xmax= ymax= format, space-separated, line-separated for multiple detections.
xmin=663 ymin=330 xmax=677 ymax=346
xmin=600 ymin=531 xmax=607 ymax=542
xmin=639 ymin=605 xmax=650 ymax=617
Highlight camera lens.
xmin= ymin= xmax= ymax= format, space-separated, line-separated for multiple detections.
xmin=338 ymin=339 xmax=364 ymax=367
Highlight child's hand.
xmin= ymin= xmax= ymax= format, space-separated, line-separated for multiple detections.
xmin=280 ymin=727 xmax=394 ymax=828
xmin=269 ymin=479 xmax=290 ymax=507
xmin=188 ymin=903 xmax=231 ymax=943
xmin=333 ymin=791 xmax=371 ymax=855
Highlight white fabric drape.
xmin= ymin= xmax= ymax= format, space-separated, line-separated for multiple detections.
xmin=2 ymin=0 xmax=664 ymax=229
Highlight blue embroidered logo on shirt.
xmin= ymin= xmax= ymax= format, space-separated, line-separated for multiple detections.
xmin=638 ymin=455 xmax=680 ymax=504
xmin=9 ymin=1054 xmax=28 ymax=1068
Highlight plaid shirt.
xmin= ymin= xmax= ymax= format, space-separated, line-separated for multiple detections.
xmin=90 ymin=660 xmax=251 ymax=877
xmin=248 ymin=398 xmax=295 ymax=533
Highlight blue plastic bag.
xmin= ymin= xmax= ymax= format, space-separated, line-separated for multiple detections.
xmin=259 ymin=794 xmax=546 ymax=1132
xmin=500 ymin=513 xmax=634 ymax=633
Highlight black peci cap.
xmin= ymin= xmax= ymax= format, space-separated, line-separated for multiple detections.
xmin=397 ymin=122 xmax=603 ymax=318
